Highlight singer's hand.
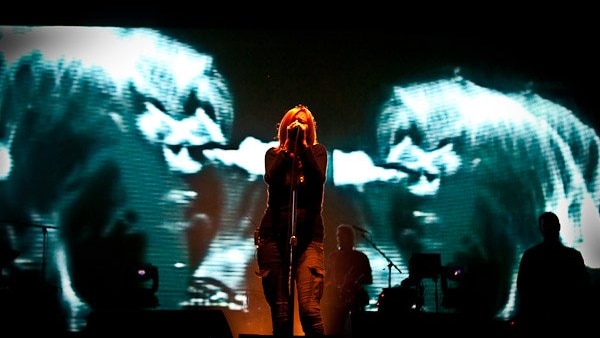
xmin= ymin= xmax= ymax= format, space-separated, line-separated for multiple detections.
xmin=287 ymin=121 xmax=307 ymax=134
xmin=287 ymin=121 xmax=308 ymax=149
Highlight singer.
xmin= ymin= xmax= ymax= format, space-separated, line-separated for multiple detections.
xmin=255 ymin=104 xmax=328 ymax=337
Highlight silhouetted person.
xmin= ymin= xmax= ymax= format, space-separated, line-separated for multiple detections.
xmin=324 ymin=224 xmax=372 ymax=337
xmin=397 ymin=254 xmax=426 ymax=312
xmin=256 ymin=104 xmax=327 ymax=337
xmin=516 ymin=211 xmax=589 ymax=336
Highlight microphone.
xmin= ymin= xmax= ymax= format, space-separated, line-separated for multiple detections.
xmin=289 ymin=123 xmax=305 ymax=144
xmin=351 ymin=224 xmax=369 ymax=233
xmin=288 ymin=124 xmax=300 ymax=137
xmin=290 ymin=123 xmax=304 ymax=136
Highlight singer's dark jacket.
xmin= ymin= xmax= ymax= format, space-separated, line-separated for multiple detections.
xmin=259 ymin=143 xmax=328 ymax=249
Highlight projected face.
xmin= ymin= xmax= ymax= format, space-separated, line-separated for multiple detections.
xmin=361 ymin=77 xmax=600 ymax=317
xmin=0 ymin=26 xmax=234 ymax=320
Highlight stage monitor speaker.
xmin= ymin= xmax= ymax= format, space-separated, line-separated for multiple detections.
xmin=84 ymin=308 xmax=233 ymax=338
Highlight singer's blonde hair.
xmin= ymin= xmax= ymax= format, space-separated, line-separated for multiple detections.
xmin=276 ymin=104 xmax=318 ymax=148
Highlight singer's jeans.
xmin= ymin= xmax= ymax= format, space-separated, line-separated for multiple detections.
xmin=257 ymin=238 xmax=325 ymax=337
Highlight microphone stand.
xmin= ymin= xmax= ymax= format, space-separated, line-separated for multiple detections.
xmin=358 ymin=232 xmax=402 ymax=289
xmin=286 ymin=131 xmax=301 ymax=338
